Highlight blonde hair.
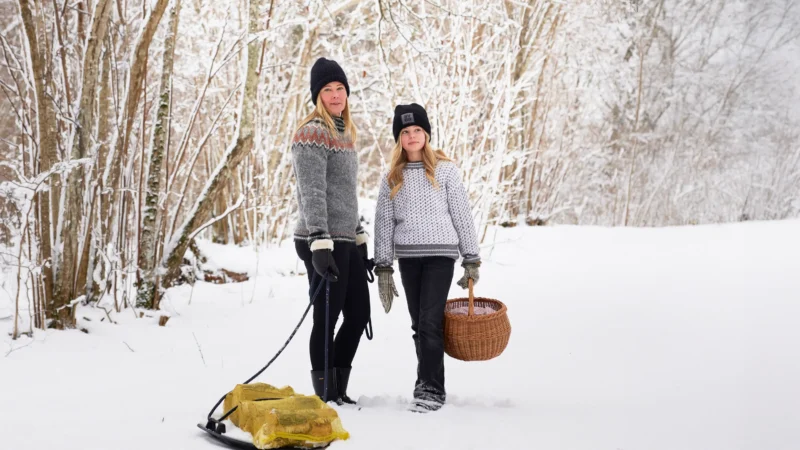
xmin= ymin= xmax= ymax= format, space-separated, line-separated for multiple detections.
xmin=295 ymin=98 xmax=357 ymax=142
xmin=387 ymin=131 xmax=452 ymax=199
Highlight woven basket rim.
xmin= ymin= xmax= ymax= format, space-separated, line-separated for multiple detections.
xmin=446 ymin=296 xmax=504 ymax=303
xmin=444 ymin=297 xmax=507 ymax=321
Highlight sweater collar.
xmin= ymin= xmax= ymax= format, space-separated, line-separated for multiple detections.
xmin=333 ymin=116 xmax=345 ymax=134
xmin=405 ymin=161 xmax=424 ymax=169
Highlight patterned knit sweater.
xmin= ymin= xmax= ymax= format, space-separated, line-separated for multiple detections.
xmin=374 ymin=160 xmax=480 ymax=267
xmin=291 ymin=116 xmax=365 ymax=248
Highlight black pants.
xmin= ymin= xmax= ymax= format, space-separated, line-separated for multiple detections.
xmin=295 ymin=241 xmax=371 ymax=371
xmin=398 ymin=256 xmax=455 ymax=405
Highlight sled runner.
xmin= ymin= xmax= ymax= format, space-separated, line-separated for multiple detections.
xmin=197 ymin=422 xmax=261 ymax=450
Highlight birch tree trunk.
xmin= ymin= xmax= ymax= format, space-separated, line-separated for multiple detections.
xmin=102 ymin=0 xmax=170 ymax=255
xmin=160 ymin=0 xmax=264 ymax=290
xmin=137 ymin=0 xmax=181 ymax=309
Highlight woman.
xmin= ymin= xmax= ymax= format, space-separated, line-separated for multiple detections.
xmin=291 ymin=57 xmax=370 ymax=405
xmin=373 ymin=103 xmax=481 ymax=412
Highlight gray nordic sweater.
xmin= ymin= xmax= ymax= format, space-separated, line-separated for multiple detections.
xmin=291 ymin=116 xmax=365 ymax=248
xmin=374 ymin=160 xmax=480 ymax=267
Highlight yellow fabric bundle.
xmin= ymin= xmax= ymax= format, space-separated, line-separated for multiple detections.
xmin=223 ymin=383 xmax=296 ymax=426
xmin=222 ymin=383 xmax=349 ymax=449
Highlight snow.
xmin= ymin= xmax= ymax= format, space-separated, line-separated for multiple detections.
xmin=2 ymin=219 xmax=800 ymax=450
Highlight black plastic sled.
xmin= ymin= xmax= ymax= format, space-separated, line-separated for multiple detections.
xmin=197 ymin=422 xmax=327 ymax=450
xmin=196 ymin=277 xmax=348 ymax=450
xmin=197 ymin=422 xmax=257 ymax=450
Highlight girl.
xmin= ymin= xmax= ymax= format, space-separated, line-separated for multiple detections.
xmin=373 ymin=103 xmax=481 ymax=412
xmin=291 ymin=57 xmax=371 ymax=404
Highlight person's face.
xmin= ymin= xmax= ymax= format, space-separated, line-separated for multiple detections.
xmin=400 ymin=126 xmax=425 ymax=153
xmin=319 ymin=82 xmax=347 ymax=116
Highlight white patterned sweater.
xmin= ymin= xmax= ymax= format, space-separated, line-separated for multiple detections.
xmin=373 ymin=161 xmax=481 ymax=267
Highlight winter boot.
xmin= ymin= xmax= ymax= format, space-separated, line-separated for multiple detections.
xmin=408 ymin=397 xmax=443 ymax=413
xmin=310 ymin=369 xmax=337 ymax=402
xmin=335 ymin=367 xmax=357 ymax=405
xmin=408 ymin=382 xmax=444 ymax=413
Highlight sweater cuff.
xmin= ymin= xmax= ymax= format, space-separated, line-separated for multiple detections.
xmin=374 ymin=265 xmax=394 ymax=274
xmin=310 ymin=239 xmax=334 ymax=251
xmin=462 ymin=255 xmax=481 ymax=265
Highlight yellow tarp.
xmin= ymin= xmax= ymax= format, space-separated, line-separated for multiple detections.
xmin=223 ymin=383 xmax=296 ymax=426
xmin=221 ymin=383 xmax=349 ymax=449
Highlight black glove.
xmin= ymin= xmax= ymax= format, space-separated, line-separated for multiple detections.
xmin=312 ymin=249 xmax=339 ymax=282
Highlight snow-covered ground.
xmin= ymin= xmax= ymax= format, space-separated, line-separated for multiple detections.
xmin=2 ymin=220 xmax=799 ymax=450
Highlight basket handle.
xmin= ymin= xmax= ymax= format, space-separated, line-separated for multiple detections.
xmin=468 ymin=278 xmax=475 ymax=316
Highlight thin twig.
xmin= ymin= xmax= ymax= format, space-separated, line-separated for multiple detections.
xmin=5 ymin=338 xmax=34 ymax=357
xmin=98 ymin=306 xmax=116 ymax=324
xmin=192 ymin=332 xmax=206 ymax=366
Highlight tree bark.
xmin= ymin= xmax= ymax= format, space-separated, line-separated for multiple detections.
xmin=86 ymin=43 xmax=114 ymax=303
xmin=161 ymin=0 xmax=264 ymax=288
xmin=102 ymin=0 xmax=171 ymax=257
xmin=75 ymin=0 xmax=114 ymax=296
xmin=137 ymin=0 xmax=181 ymax=309
xmin=54 ymin=0 xmax=114 ymax=327
xmin=17 ymin=0 xmax=58 ymax=322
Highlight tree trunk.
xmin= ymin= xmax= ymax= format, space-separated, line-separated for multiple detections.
xmin=102 ymin=0 xmax=170 ymax=257
xmin=77 ymin=0 xmax=115 ymax=300
xmin=86 ymin=44 xmax=114 ymax=303
xmin=54 ymin=0 xmax=114 ymax=328
xmin=161 ymin=0 xmax=264 ymax=288
xmin=137 ymin=0 xmax=181 ymax=309
xmin=51 ymin=0 xmax=73 ymax=116
xmin=17 ymin=0 xmax=58 ymax=323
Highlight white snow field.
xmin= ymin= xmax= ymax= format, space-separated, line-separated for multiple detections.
xmin=2 ymin=219 xmax=799 ymax=450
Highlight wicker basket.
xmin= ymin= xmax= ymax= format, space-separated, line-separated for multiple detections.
xmin=443 ymin=279 xmax=511 ymax=361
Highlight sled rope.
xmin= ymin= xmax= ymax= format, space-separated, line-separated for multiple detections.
xmin=324 ymin=276 xmax=331 ymax=401
xmin=204 ymin=257 xmax=377 ymax=435
xmin=205 ymin=275 xmax=328 ymax=430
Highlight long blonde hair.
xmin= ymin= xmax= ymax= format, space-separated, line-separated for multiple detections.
xmin=295 ymin=99 xmax=357 ymax=142
xmin=387 ymin=131 xmax=452 ymax=199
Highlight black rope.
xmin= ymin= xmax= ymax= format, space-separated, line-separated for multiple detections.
xmin=364 ymin=258 xmax=375 ymax=283
xmin=363 ymin=257 xmax=375 ymax=339
xmin=217 ymin=397 xmax=284 ymax=423
xmin=323 ymin=276 xmax=331 ymax=401
xmin=364 ymin=257 xmax=375 ymax=339
xmin=206 ymin=275 xmax=327 ymax=427
xmin=205 ymin=255 xmax=378 ymax=433
xmin=217 ymin=405 xmax=237 ymax=422
xmin=364 ymin=318 xmax=373 ymax=340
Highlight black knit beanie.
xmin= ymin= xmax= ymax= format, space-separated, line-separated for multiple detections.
xmin=309 ymin=57 xmax=350 ymax=105
xmin=393 ymin=103 xmax=432 ymax=142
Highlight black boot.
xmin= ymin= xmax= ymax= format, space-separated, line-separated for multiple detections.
xmin=336 ymin=367 xmax=357 ymax=405
xmin=310 ymin=369 xmax=337 ymax=402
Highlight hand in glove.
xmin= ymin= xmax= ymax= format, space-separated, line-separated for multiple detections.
xmin=311 ymin=241 xmax=339 ymax=282
xmin=456 ymin=261 xmax=480 ymax=289
xmin=375 ymin=266 xmax=399 ymax=313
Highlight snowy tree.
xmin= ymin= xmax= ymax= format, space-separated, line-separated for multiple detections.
xmin=0 ymin=0 xmax=797 ymax=335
